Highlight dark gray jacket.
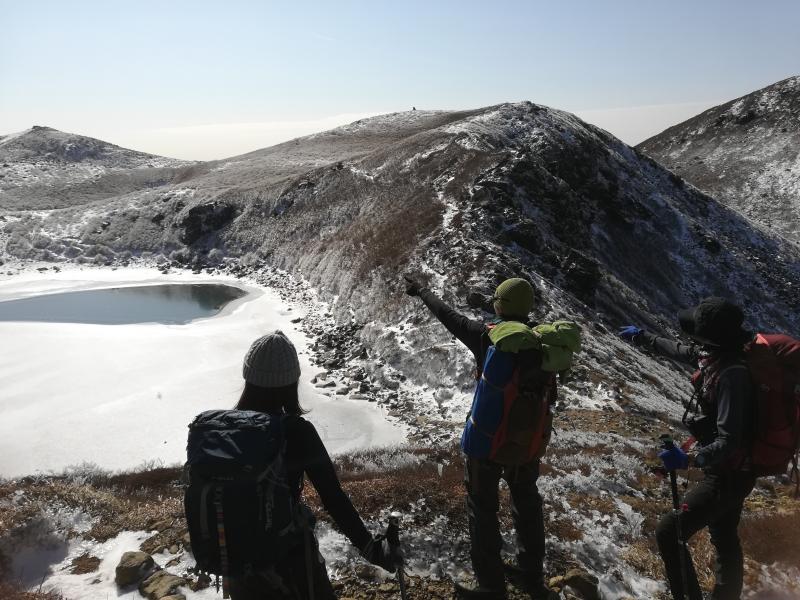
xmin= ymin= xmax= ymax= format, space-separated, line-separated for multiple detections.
xmin=638 ymin=332 xmax=753 ymax=471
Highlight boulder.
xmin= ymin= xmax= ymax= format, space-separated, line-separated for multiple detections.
xmin=563 ymin=568 xmax=600 ymax=600
xmin=115 ymin=551 xmax=154 ymax=587
xmin=139 ymin=570 xmax=187 ymax=600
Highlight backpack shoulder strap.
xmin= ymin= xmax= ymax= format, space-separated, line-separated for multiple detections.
xmin=475 ymin=324 xmax=496 ymax=379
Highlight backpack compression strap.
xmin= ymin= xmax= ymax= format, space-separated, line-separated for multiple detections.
xmin=214 ymin=486 xmax=231 ymax=598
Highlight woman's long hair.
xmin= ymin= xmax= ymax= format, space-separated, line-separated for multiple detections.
xmin=235 ymin=381 xmax=306 ymax=415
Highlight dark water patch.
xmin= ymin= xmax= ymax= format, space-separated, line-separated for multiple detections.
xmin=0 ymin=284 xmax=248 ymax=325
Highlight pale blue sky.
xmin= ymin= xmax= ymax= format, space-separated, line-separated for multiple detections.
xmin=2 ymin=0 xmax=798 ymax=160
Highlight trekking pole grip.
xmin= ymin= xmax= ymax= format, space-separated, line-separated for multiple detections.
xmin=659 ymin=434 xmax=682 ymax=511
xmin=386 ymin=513 xmax=401 ymax=549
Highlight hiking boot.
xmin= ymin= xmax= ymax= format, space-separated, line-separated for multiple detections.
xmin=453 ymin=581 xmax=507 ymax=600
xmin=502 ymin=564 xmax=557 ymax=599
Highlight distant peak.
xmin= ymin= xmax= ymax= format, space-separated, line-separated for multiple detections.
xmin=31 ymin=125 xmax=56 ymax=131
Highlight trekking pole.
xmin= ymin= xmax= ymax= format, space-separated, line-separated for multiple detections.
xmin=661 ymin=435 xmax=691 ymax=600
xmin=386 ymin=512 xmax=408 ymax=600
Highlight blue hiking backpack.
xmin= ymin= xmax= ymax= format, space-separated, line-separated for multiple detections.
xmin=184 ymin=410 xmax=300 ymax=578
xmin=461 ymin=321 xmax=569 ymax=465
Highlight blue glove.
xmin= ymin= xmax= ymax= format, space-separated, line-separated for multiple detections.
xmin=618 ymin=325 xmax=644 ymax=341
xmin=659 ymin=446 xmax=689 ymax=471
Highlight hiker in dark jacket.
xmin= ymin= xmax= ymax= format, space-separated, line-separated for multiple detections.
xmin=620 ymin=298 xmax=756 ymax=600
xmin=228 ymin=331 xmax=394 ymax=600
xmin=405 ymin=275 xmax=556 ymax=600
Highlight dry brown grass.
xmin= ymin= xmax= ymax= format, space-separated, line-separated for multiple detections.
xmin=343 ymin=197 xmax=444 ymax=278
xmin=740 ymin=510 xmax=800 ymax=567
xmin=307 ymin=445 xmax=468 ymax=528
xmin=622 ymin=538 xmax=663 ymax=581
xmin=3 ymin=445 xmax=799 ymax=599
xmin=0 ymin=581 xmax=64 ymax=599
xmin=68 ymin=553 xmax=100 ymax=575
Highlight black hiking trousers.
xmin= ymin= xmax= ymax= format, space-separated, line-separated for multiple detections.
xmin=464 ymin=456 xmax=546 ymax=590
xmin=656 ymin=470 xmax=756 ymax=600
xmin=228 ymin=533 xmax=335 ymax=600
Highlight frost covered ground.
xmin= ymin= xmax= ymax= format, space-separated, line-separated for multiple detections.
xmin=0 ymin=266 xmax=403 ymax=477
xmin=3 ymin=432 xmax=798 ymax=600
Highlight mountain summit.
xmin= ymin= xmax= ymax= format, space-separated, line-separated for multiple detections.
xmin=638 ymin=76 xmax=800 ymax=243
xmin=0 ymin=126 xmax=190 ymax=210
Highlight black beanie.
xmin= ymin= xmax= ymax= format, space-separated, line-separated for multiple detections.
xmin=677 ymin=297 xmax=749 ymax=348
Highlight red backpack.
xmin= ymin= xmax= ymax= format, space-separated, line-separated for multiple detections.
xmin=745 ymin=334 xmax=800 ymax=480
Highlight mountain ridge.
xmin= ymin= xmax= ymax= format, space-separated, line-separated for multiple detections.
xmin=638 ymin=76 xmax=800 ymax=244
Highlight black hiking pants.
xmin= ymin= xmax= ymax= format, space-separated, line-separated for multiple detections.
xmin=228 ymin=531 xmax=335 ymax=600
xmin=464 ymin=456 xmax=546 ymax=590
xmin=656 ymin=470 xmax=756 ymax=600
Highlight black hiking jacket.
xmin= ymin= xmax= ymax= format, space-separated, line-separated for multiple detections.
xmin=418 ymin=289 xmax=489 ymax=364
xmin=280 ymin=415 xmax=371 ymax=550
xmin=637 ymin=332 xmax=754 ymax=472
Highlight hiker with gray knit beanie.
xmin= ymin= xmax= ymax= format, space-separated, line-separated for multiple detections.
xmin=184 ymin=330 xmax=395 ymax=600
xmin=404 ymin=276 xmax=563 ymax=600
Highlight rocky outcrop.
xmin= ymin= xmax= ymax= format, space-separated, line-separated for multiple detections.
xmin=115 ymin=551 xmax=155 ymax=587
xmin=139 ymin=570 xmax=187 ymax=600
xmin=178 ymin=200 xmax=236 ymax=245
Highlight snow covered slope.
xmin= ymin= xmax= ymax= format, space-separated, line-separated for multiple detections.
xmin=638 ymin=76 xmax=800 ymax=244
xmin=0 ymin=126 xmax=190 ymax=210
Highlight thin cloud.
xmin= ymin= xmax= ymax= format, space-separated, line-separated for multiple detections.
xmin=148 ymin=112 xmax=382 ymax=136
xmin=115 ymin=111 xmax=390 ymax=160
xmin=308 ymin=31 xmax=337 ymax=42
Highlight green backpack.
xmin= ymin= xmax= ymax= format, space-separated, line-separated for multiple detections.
xmin=532 ymin=321 xmax=582 ymax=372
xmin=485 ymin=320 xmax=581 ymax=373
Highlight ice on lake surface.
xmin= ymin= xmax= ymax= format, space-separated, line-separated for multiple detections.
xmin=0 ymin=283 xmax=247 ymax=324
xmin=0 ymin=268 xmax=403 ymax=476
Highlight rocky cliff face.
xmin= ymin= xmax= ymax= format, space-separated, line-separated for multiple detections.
xmin=638 ymin=76 xmax=800 ymax=244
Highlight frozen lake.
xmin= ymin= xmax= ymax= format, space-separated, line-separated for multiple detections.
xmin=0 ymin=267 xmax=403 ymax=477
xmin=0 ymin=283 xmax=247 ymax=325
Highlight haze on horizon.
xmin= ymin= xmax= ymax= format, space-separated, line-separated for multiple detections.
xmin=1 ymin=0 xmax=798 ymax=161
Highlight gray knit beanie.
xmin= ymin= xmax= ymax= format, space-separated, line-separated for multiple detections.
xmin=242 ymin=330 xmax=301 ymax=387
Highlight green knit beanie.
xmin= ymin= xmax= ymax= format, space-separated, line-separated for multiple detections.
xmin=493 ymin=278 xmax=534 ymax=318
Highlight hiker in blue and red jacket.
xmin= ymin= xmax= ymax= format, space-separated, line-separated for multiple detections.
xmin=620 ymin=297 xmax=756 ymax=600
xmin=405 ymin=275 xmax=558 ymax=600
